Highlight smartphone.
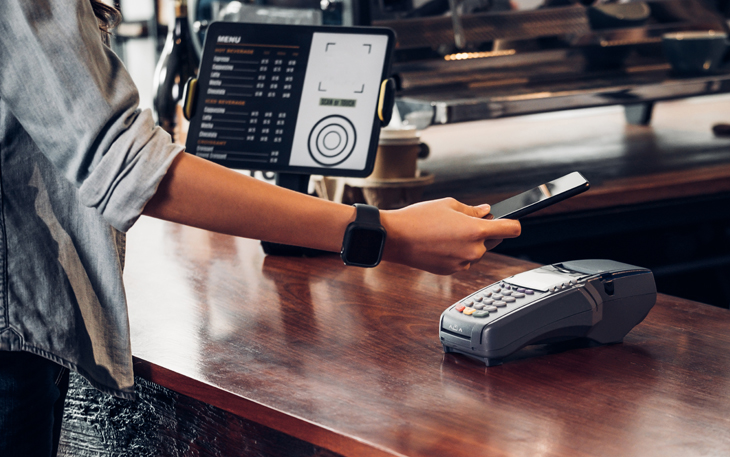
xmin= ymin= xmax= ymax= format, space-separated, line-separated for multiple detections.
xmin=487 ymin=172 xmax=590 ymax=220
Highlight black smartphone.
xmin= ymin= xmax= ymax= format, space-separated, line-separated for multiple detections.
xmin=488 ymin=172 xmax=590 ymax=220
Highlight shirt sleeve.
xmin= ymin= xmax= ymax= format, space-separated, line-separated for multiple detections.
xmin=0 ymin=0 xmax=184 ymax=232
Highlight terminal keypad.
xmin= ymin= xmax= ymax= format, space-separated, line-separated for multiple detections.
xmin=451 ymin=281 xmax=564 ymax=320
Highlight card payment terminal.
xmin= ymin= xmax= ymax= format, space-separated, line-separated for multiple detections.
xmin=440 ymin=260 xmax=657 ymax=366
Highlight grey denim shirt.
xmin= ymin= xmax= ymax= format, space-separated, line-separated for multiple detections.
xmin=0 ymin=0 xmax=183 ymax=398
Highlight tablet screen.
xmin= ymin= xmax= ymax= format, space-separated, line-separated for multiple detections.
xmin=185 ymin=22 xmax=394 ymax=177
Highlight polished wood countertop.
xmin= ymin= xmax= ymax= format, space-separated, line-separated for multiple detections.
xmin=419 ymin=94 xmax=730 ymax=215
xmin=126 ymin=217 xmax=730 ymax=457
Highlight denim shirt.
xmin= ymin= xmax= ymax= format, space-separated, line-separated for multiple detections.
xmin=0 ymin=0 xmax=183 ymax=399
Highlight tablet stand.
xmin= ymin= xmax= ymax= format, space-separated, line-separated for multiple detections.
xmin=180 ymin=23 xmax=397 ymax=258
xmin=258 ymin=77 xmax=394 ymax=257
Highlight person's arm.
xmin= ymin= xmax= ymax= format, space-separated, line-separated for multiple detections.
xmin=0 ymin=1 xmax=519 ymax=275
xmin=0 ymin=0 xmax=182 ymax=231
xmin=143 ymin=153 xmax=521 ymax=275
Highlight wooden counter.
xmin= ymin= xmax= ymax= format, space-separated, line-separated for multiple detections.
xmin=119 ymin=217 xmax=730 ymax=457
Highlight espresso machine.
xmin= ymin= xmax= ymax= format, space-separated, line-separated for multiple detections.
xmin=364 ymin=0 xmax=730 ymax=127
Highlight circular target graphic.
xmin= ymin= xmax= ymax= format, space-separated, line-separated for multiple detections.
xmin=308 ymin=115 xmax=357 ymax=166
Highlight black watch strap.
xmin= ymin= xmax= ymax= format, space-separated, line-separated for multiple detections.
xmin=353 ymin=203 xmax=381 ymax=226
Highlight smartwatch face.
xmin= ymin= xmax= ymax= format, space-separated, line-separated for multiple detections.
xmin=343 ymin=227 xmax=386 ymax=267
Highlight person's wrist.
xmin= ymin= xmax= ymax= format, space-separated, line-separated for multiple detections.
xmin=379 ymin=209 xmax=404 ymax=264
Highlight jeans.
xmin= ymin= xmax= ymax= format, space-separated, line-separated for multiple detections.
xmin=0 ymin=351 xmax=69 ymax=457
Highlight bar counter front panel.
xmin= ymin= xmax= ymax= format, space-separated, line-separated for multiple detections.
xmin=88 ymin=216 xmax=730 ymax=457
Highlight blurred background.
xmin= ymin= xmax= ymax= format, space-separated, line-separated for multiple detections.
xmin=111 ymin=0 xmax=730 ymax=308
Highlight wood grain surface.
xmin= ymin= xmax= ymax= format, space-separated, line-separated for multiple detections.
xmin=125 ymin=216 xmax=730 ymax=457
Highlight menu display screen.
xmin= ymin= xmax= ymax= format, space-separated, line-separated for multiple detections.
xmin=186 ymin=22 xmax=395 ymax=177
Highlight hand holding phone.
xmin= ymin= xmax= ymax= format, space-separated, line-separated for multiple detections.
xmin=487 ymin=172 xmax=590 ymax=220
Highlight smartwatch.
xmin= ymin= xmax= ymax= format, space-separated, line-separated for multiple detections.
xmin=341 ymin=204 xmax=387 ymax=268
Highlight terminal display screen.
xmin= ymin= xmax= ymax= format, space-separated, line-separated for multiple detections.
xmin=185 ymin=22 xmax=395 ymax=177
xmin=507 ymin=270 xmax=573 ymax=292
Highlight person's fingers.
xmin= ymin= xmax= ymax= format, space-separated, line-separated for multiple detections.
xmin=483 ymin=239 xmax=502 ymax=251
xmin=448 ymin=198 xmax=491 ymax=219
xmin=474 ymin=203 xmax=491 ymax=218
xmin=482 ymin=219 xmax=521 ymax=239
